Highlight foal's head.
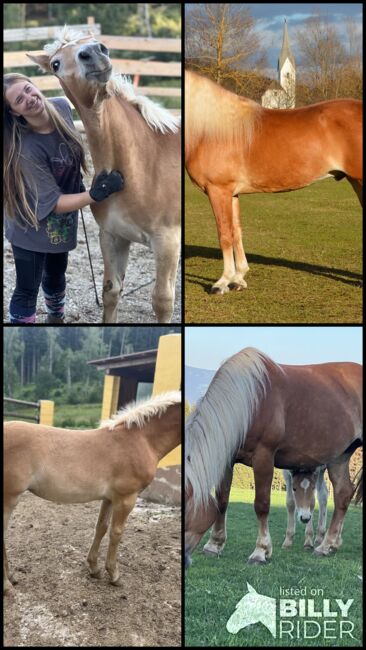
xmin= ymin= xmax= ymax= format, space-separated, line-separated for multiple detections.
xmin=291 ymin=470 xmax=318 ymax=523
xmin=27 ymin=27 xmax=112 ymax=108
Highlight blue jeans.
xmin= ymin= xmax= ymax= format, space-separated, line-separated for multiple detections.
xmin=9 ymin=245 xmax=68 ymax=323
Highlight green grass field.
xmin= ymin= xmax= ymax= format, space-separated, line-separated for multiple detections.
xmin=185 ymin=489 xmax=362 ymax=647
xmin=185 ymin=174 xmax=362 ymax=323
xmin=4 ymin=403 xmax=102 ymax=428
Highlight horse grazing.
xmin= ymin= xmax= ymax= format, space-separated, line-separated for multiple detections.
xmin=185 ymin=348 xmax=362 ymax=568
xmin=4 ymin=391 xmax=181 ymax=594
xmin=185 ymin=70 xmax=362 ymax=294
xmin=28 ymin=27 xmax=181 ymax=322
xmin=282 ymin=467 xmax=328 ymax=549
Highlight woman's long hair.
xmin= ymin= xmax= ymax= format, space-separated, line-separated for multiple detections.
xmin=4 ymin=73 xmax=89 ymax=229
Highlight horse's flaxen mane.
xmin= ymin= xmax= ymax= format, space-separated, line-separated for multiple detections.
xmin=44 ymin=26 xmax=180 ymax=135
xmin=185 ymin=69 xmax=262 ymax=159
xmin=185 ymin=348 xmax=284 ymax=512
xmin=100 ymin=390 xmax=181 ymax=431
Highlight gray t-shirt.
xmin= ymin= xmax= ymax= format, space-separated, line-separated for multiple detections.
xmin=5 ymin=97 xmax=82 ymax=253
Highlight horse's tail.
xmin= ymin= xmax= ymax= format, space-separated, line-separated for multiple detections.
xmin=353 ymin=467 xmax=363 ymax=504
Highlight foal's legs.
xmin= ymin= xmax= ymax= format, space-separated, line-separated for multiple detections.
xmin=315 ymin=470 xmax=328 ymax=545
xmin=99 ymin=229 xmax=131 ymax=323
xmin=151 ymin=227 xmax=180 ymax=323
xmin=4 ymin=496 xmax=20 ymax=593
xmin=87 ymin=499 xmax=113 ymax=578
xmin=105 ymin=493 xmax=138 ymax=585
xmin=207 ymin=186 xmax=248 ymax=294
xmin=248 ymin=446 xmax=274 ymax=564
xmin=314 ymin=458 xmax=353 ymax=556
xmin=282 ymin=472 xmax=296 ymax=548
xmin=203 ymin=465 xmax=233 ymax=556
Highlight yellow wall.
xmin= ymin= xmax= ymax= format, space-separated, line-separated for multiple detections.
xmin=101 ymin=375 xmax=120 ymax=421
xmin=153 ymin=334 xmax=181 ymax=468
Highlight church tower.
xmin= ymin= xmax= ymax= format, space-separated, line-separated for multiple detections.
xmin=278 ymin=19 xmax=296 ymax=107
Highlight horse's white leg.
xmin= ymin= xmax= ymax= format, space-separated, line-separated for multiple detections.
xmin=99 ymin=229 xmax=131 ymax=323
xmin=206 ymin=185 xmax=243 ymax=294
xmin=87 ymin=499 xmax=113 ymax=578
xmin=232 ymin=196 xmax=250 ymax=287
xmin=282 ymin=473 xmax=296 ymax=548
xmin=105 ymin=493 xmax=138 ymax=586
xmin=314 ymin=458 xmax=353 ymax=556
xmin=203 ymin=465 xmax=233 ymax=557
xmin=247 ymin=446 xmax=273 ymax=564
xmin=315 ymin=470 xmax=328 ymax=545
xmin=151 ymin=227 xmax=180 ymax=323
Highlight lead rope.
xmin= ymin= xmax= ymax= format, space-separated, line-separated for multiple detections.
xmin=80 ymin=207 xmax=101 ymax=307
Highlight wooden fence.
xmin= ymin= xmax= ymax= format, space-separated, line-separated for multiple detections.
xmin=4 ymin=17 xmax=181 ymax=130
xmin=4 ymin=397 xmax=54 ymax=425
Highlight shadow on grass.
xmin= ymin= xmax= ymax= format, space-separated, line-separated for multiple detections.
xmin=185 ymin=246 xmax=363 ymax=293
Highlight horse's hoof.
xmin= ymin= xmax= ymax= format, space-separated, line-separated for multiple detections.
xmin=247 ymin=557 xmax=266 ymax=565
xmin=110 ymin=577 xmax=123 ymax=587
xmin=304 ymin=543 xmax=314 ymax=550
xmin=90 ymin=570 xmax=102 ymax=579
xmin=210 ymin=286 xmax=227 ymax=295
xmin=202 ymin=548 xmax=221 ymax=558
xmin=228 ymin=282 xmax=246 ymax=291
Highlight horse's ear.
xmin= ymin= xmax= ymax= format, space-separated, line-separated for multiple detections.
xmin=26 ymin=53 xmax=51 ymax=73
xmin=246 ymin=582 xmax=257 ymax=594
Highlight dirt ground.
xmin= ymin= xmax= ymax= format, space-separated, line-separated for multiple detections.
xmin=3 ymin=134 xmax=181 ymax=324
xmin=4 ymin=492 xmax=182 ymax=647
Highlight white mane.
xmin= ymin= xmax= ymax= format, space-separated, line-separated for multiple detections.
xmin=100 ymin=390 xmax=181 ymax=431
xmin=185 ymin=348 xmax=283 ymax=513
xmin=44 ymin=26 xmax=181 ymax=135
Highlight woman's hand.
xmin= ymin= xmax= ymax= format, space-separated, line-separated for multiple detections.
xmin=89 ymin=170 xmax=124 ymax=202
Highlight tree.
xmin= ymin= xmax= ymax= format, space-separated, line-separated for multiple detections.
xmin=185 ymin=3 xmax=267 ymax=85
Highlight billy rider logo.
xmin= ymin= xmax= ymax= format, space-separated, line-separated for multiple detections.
xmin=226 ymin=583 xmax=355 ymax=640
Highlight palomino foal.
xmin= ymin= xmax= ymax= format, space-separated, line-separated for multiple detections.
xmin=4 ymin=391 xmax=181 ymax=594
xmin=282 ymin=467 xmax=328 ymax=549
xmin=28 ymin=28 xmax=181 ymax=322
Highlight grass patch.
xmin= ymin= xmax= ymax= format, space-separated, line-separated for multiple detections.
xmin=185 ymin=491 xmax=362 ymax=646
xmin=185 ymin=175 xmax=362 ymax=323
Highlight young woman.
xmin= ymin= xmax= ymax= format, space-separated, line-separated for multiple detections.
xmin=4 ymin=73 xmax=123 ymax=324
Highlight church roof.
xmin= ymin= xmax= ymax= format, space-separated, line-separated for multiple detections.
xmin=278 ymin=19 xmax=295 ymax=72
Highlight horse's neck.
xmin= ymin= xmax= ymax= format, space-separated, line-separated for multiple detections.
xmin=144 ymin=408 xmax=181 ymax=460
xmin=81 ymin=96 xmax=151 ymax=173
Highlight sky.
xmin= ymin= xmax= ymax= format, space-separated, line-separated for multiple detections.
xmin=185 ymin=3 xmax=363 ymax=72
xmin=185 ymin=327 xmax=362 ymax=369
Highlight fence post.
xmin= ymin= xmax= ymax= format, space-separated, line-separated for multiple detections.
xmin=39 ymin=400 xmax=54 ymax=425
xmin=153 ymin=334 xmax=181 ymax=468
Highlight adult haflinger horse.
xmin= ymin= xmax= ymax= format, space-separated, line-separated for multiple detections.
xmin=4 ymin=391 xmax=181 ymax=594
xmin=185 ymin=70 xmax=362 ymax=294
xmin=185 ymin=348 xmax=362 ymax=568
xmin=28 ymin=27 xmax=181 ymax=322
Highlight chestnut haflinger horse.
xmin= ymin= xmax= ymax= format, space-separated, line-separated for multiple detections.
xmin=282 ymin=467 xmax=328 ymax=550
xmin=28 ymin=27 xmax=181 ymax=323
xmin=4 ymin=391 xmax=181 ymax=594
xmin=185 ymin=70 xmax=362 ymax=294
xmin=185 ymin=348 xmax=362 ymax=568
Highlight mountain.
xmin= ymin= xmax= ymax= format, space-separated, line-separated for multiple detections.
xmin=185 ymin=365 xmax=215 ymax=405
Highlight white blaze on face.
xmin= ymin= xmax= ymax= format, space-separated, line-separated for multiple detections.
xmin=300 ymin=478 xmax=310 ymax=492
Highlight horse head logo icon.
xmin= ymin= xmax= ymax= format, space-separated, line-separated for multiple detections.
xmin=226 ymin=582 xmax=276 ymax=638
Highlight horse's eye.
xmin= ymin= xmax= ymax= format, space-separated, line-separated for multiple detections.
xmin=293 ymin=488 xmax=296 ymax=492
xmin=52 ymin=60 xmax=60 ymax=72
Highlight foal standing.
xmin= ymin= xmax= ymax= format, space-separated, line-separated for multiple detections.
xmin=4 ymin=391 xmax=181 ymax=594
xmin=282 ymin=467 xmax=328 ymax=549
